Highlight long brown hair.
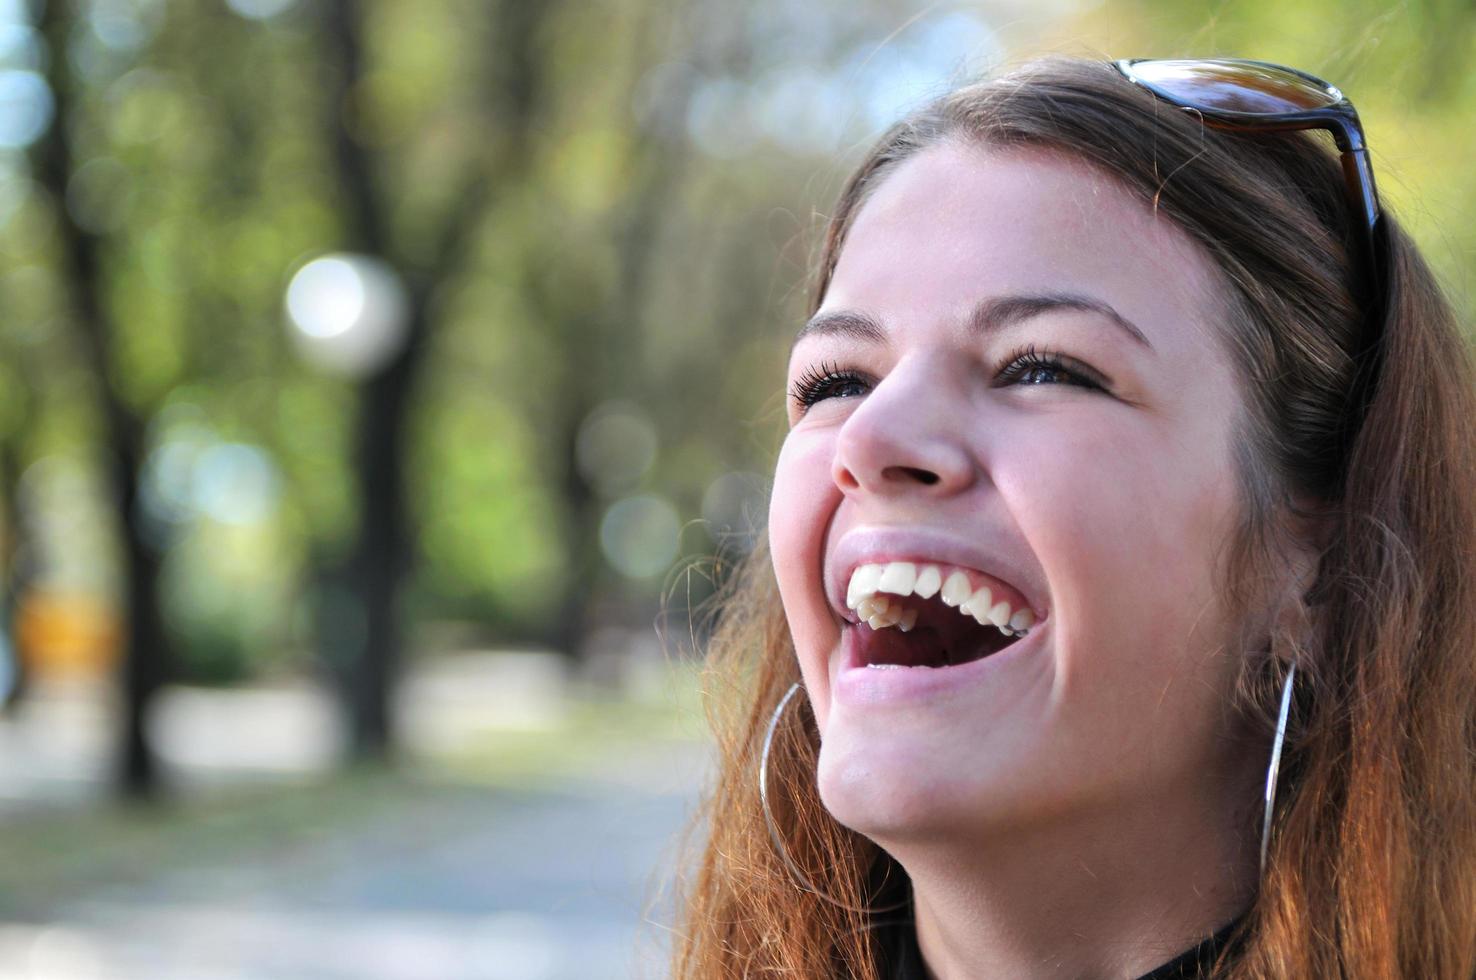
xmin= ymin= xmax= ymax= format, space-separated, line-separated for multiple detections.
xmin=670 ymin=57 xmax=1476 ymax=978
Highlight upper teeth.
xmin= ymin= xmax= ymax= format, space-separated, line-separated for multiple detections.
xmin=846 ymin=561 xmax=1036 ymax=637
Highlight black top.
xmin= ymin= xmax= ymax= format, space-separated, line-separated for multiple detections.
xmin=874 ymin=913 xmax=1242 ymax=980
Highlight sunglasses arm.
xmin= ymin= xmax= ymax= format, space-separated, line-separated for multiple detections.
xmin=1326 ymin=120 xmax=1380 ymax=236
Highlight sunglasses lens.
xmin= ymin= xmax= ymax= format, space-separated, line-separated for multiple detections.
xmin=1127 ymin=59 xmax=1342 ymax=115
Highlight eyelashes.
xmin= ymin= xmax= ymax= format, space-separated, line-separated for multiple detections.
xmin=788 ymin=345 xmax=1106 ymax=413
xmin=994 ymin=344 xmax=1105 ymax=389
xmin=789 ymin=360 xmax=870 ymax=408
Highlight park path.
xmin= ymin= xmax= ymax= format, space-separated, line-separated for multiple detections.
xmin=0 ymin=656 xmax=711 ymax=979
xmin=0 ymin=774 xmax=700 ymax=979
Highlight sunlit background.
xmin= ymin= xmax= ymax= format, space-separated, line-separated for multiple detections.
xmin=0 ymin=0 xmax=1471 ymax=977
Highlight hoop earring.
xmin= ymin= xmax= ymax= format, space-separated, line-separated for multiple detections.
xmin=1260 ymin=661 xmax=1297 ymax=877
xmin=759 ymin=682 xmax=911 ymax=914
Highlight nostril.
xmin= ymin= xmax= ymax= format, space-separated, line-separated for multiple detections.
xmin=885 ymin=466 xmax=940 ymax=486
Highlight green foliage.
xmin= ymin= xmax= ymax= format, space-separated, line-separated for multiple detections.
xmin=412 ymin=385 xmax=568 ymax=623
xmin=2 ymin=0 xmax=1472 ymax=684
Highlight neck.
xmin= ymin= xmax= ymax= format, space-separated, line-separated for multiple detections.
xmin=879 ymin=765 xmax=1259 ymax=980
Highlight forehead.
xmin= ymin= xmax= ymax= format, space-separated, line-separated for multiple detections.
xmin=821 ymin=141 xmax=1229 ymax=359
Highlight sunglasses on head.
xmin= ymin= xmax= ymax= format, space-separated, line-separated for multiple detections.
xmin=1113 ymin=57 xmax=1387 ymax=432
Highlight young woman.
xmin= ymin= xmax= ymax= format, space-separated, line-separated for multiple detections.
xmin=672 ymin=57 xmax=1476 ymax=978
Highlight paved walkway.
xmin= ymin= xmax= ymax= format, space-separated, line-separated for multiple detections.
xmin=0 ymin=655 xmax=712 ymax=979
xmin=0 ymin=777 xmax=701 ymax=979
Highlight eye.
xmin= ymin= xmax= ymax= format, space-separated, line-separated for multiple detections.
xmin=995 ymin=344 xmax=1104 ymax=390
xmin=789 ymin=361 xmax=871 ymax=410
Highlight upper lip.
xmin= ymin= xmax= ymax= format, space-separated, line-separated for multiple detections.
xmin=826 ymin=525 xmax=1047 ymax=624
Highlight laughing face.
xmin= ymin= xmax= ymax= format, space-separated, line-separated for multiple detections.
xmin=770 ymin=141 xmax=1264 ymax=846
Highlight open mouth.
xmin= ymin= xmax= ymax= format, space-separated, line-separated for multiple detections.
xmin=843 ymin=561 xmax=1039 ymax=670
xmin=851 ymin=595 xmax=1024 ymax=668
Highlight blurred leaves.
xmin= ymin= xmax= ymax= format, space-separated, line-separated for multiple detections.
xmin=0 ymin=0 xmax=1472 ymax=697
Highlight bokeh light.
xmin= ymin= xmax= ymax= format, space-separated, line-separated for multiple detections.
xmin=0 ymin=69 xmax=53 ymax=148
xmin=575 ymin=400 xmax=658 ymax=497
xmin=1 ymin=0 xmax=1472 ymax=973
xmin=0 ymin=22 xmax=46 ymax=72
xmin=86 ymin=0 xmax=163 ymax=53
xmin=138 ymin=420 xmax=211 ymax=533
xmin=193 ymin=443 xmax=281 ymax=527
xmin=225 ymin=0 xmax=298 ymax=21
xmin=700 ymin=470 xmax=767 ymax=552
xmin=599 ymin=494 xmax=680 ymax=580
xmin=285 ymin=253 xmax=409 ymax=378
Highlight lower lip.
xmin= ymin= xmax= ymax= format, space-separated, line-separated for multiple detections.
xmin=831 ymin=620 xmax=1043 ymax=706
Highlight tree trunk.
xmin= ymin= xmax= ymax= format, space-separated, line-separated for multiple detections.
xmin=34 ymin=0 xmax=171 ymax=799
xmin=318 ymin=0 xmax=550 ymax=759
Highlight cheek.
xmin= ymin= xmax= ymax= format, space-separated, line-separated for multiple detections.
xmin=769 ymin=431 xmax=843 ymax=709
xmin=769 ymin=431 xmax=828 ymax=562
xmin=993 ymin=421 xmax=1245 ymax=791
xmin=769 ymin=431 xmax=838 ymax=596
xmin=1011 ymin=418 xmax=1241 ymax=683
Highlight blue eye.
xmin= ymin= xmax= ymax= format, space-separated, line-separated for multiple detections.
xmin=789 ymin=361 xmax=871 ymax=409
xmin=789 ymin=347 xmax=1105 ymax=412
xmin=996 ymin=345 xmax=1103 ymax=390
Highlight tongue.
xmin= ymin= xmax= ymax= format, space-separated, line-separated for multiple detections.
xmin=859 ymin=625 xmax=950 ymax=668
xmin=857 ymin=622 xmax=1014 ymax=668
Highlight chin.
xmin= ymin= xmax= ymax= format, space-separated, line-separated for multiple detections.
xmin=815 ymin=723 xmax=997 ymax=842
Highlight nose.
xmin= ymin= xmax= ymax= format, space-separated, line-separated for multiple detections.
xmin=831 ymin=357 xmax=977 ymax=498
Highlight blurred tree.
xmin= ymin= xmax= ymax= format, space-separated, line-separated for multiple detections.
xmin=314 ymin=0 xmax=555 ymax=760
xmin=31 ymin=0 xmax=171 ymax=799
xmin=0 ymin=439 xmax=24 ymax=712
xmin=0 ymin=0 xmax=1470 ymax=800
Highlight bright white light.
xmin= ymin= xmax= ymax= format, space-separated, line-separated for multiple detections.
xmin=286 ymin=256 xmax=364 ymax=338
xmin=285 ymin=253 xmax=409 ymax=378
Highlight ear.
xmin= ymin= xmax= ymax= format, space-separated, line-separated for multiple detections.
xmin=1284 ymin=494 xmax=1332 ymax=607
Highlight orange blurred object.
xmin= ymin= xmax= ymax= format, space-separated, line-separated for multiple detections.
xmin=15 ymin=590 xmax=121 ymax=677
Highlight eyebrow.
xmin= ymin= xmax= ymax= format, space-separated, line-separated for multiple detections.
xmin=792 ymin=291 xmax=1154 ymax=352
